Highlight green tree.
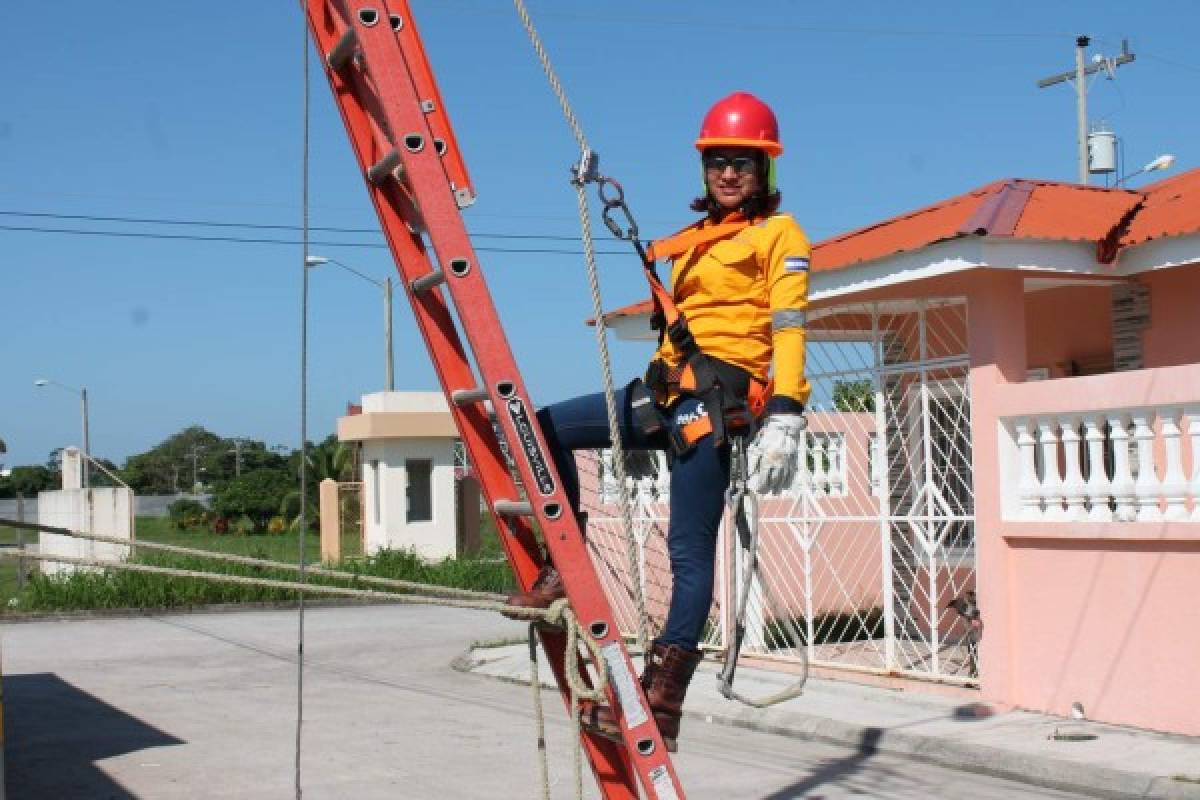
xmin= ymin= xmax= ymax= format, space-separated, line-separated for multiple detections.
xmin=210 ymin=468 xmax=296 ymax=531
xmin=832 ymin=379 xmax=876 ymax=413
xmin=0 ymin=465 xmax=60 ymax=498
xmin=280 ymin=435 xmax=354 ymax=529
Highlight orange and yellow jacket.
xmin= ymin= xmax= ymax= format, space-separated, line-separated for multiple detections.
xmin=652 ymin=212 xmax=811 ymax=406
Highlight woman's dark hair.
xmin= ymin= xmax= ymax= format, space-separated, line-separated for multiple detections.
xmin=690 ymin=150 xmax=781 ymax=218
xmin=689 ymin=188 xmax=782 ymax=219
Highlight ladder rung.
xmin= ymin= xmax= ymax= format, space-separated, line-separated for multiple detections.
xmin=367 ymin=149 xmax=403 ymax=185
xmin=493 ymin=500 xmax=533 ymax=516
xmin=451 ymin=388 xmax=489 ymax=406
xmin=410 ymin=270 xmax=445 ymax=293
xmin=326 ymin=29 xmax=358 ymax=72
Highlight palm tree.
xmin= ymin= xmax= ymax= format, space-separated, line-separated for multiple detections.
xmin=280 ymin=436 xmax=354 ymax=530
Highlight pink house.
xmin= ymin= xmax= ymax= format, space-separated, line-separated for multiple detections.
xmin=580 ymin=168 xmax=1200 ymax=737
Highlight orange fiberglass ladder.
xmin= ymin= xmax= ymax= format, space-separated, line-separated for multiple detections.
xmin=303 ymin=2 xmax=686 ymax=797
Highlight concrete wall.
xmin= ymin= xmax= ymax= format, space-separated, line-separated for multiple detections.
xmin=0 ymin=494 xmax=209 ymax=520
xmin=37 ymin=487 xmax=133 ymax=576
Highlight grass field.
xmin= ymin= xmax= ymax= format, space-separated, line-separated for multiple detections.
xmin=1 ymin=514 xmax=514 ymax=612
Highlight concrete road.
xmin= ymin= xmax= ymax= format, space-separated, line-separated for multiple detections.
xmin=2 ymin=605 xmax=1092 ymax=799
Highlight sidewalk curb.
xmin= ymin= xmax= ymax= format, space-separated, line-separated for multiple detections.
xmin=457 ymin=644 xmax=1200 ymax=800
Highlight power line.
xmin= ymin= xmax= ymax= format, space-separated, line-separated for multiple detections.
xmin=0 ymin=209 xmax=618 ymax=242
xmin=442 ymin=2 xmax=1077 ymax=40
xmin=0 ymin=222 xmax=631 ymax=256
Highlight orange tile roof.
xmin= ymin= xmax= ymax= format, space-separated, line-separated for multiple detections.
xmin=1119 ymin=168 xmax=1200 ymax=247
xmin=813 ymin=178 xmax=1143 ymax=271
xmin=596 ymin=168 xmax=1200 ymax=323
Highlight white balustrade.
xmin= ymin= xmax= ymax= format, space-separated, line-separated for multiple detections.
xmin=811 ymin=437 xmax=830 ymax=496
xmin=1082 ymin=415 xmax=1113 ymax=522
xmin=1132 ymin=410 xmax=1163 ymax=522
xmin=1189 ymin=410 xmax=1200 ymax=523
xmin=1060 ymin=419 xmax=1088 ymax=521
xmin=1005 ymin=405 xmax=1199 ymax=523
xmin=1160 ymin=408 xmax=1189 ymax=521
xmin=1015 ymin=420 xmax=1042 ymax=519
xmin=1108 ymin=414 xmax=1137 ymax=522
xmin=828 ymin=434 xmax=846 ymax=496
xmin=1037 ymin=420 xmax=1067 ymax=520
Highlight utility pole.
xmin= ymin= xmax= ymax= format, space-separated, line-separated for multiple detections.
xmin=1037 ymin=37 xmax=1135 ymax=184
xmin=229 ymin=438 xmax=247 ymax=478
xmin=187 ymin=445 xmax=205 ymax=492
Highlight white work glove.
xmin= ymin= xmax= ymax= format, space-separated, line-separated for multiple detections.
xmin=746 ymin=414 xmax=807 ymax=495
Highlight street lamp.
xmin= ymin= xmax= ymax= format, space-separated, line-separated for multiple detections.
xmin=1117 ymin=154 xmax=1176 ymax=186
xmin=305 ymin=255 xmax=395 ymax=391
xmin=34 ymin=378 xmax=90 ymax=488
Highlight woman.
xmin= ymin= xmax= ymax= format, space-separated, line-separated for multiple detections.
xmin=506 ymin=91 xmax=811 ymax=751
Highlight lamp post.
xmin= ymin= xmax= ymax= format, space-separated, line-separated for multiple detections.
xmin=34 ymin=378 xmax=90 ymax=488
xmin=1117 ymin=153 xmax=1176 ymax=187
xmin=305 ymin=256 xmax=394 ymax=391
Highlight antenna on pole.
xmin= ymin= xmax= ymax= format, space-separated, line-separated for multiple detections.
xmin=1036 ymin=37 xmax=1136 ymax=184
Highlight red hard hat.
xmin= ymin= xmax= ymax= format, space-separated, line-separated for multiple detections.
xmin=695 ymin=92 xmax=782 ymax=156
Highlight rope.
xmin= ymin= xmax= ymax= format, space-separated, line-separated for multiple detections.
xmin=296 ymin=9 xmax=312 ymax=796
xmin=511 ymin=0 xmax=651 ymax=655
xmin=0 ymin=518 xmax=505 ymax=604
xmin=717 ymin=441 xmax=808 ymax=708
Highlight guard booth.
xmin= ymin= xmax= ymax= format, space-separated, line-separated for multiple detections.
xmin=334 ymin=391 xmax=480 ymax=561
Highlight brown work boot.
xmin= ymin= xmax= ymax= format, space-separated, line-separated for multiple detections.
xmin=503 ymin=563 xmax=566 ymax=615
xmin=641 ymin=642 xmax=703 ymax=751
xmin=581 ymin=641 xmax=703 ymax=752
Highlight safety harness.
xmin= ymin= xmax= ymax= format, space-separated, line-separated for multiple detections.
xmin=629 ymin=213 xmax=772 ymax=456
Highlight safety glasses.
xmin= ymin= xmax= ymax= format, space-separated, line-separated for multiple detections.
xmin=702 ymin=153 xmax=759 ymax=175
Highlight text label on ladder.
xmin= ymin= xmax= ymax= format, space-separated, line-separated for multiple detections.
xmin=506 ymin=398 xmax=556 ymax=496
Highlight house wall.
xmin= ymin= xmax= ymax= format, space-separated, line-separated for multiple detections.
xmin=1140 ymin=265 xmax=1200 ymax=368
xmin=971 ymin=275 xmax=1200 ymax=737
xmin=1024 ymin=285 xmax=1113 ymax=378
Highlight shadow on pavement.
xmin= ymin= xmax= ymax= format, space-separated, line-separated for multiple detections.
xmin=761 ymin=727 xmax=882 ymax=799
xmin=5 ymin=672 xmax=184 ymax=799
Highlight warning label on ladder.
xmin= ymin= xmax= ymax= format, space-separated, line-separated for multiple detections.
xmin=600 ymin=643 xmax=650 ymax=729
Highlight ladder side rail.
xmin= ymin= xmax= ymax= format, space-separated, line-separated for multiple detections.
xmin=305 ymin=0 xmax=542 ymax=589
xmin=387 ymin=0 xmax=475 ymax=205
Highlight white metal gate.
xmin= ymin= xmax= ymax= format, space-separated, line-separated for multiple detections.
xmin=581 ymin=297 xmax=978 ymax=684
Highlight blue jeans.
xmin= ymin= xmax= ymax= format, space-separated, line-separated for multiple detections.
xmin=537 ymin=386 xmax=731 ymax=651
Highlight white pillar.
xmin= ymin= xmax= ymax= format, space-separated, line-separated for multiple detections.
xmin=812 ymin=436 xmax=829 ymax=496
xmin=1132 ymin=409 xmax=1163 ymax=522
xmin=1188 ymin=409 xmax=1200 ymax=522
xmin=60 ymin=447 xmax=83 ymax=491
xmin=1159 ymin=407 xmax=1189 ymax=521
xmin=1060 ymin=417 xmax=1088 ymax=521
xmin=1083 ymin=414 xmax=1113 ymax=522
xmin=1108 ymin=414 xmax=1137 ymax=522
xmin=1015 ymin=419 xmax=1042 ymax=520
xmin=1037 ymin=418 xmax=1067 ymax=520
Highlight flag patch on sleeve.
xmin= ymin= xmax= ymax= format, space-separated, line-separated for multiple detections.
xmin=784 ymin=256 xmax=810 ymax=273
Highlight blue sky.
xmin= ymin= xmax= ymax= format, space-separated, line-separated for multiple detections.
xmin=3 ymin=1 xmax=1197 ymax=468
